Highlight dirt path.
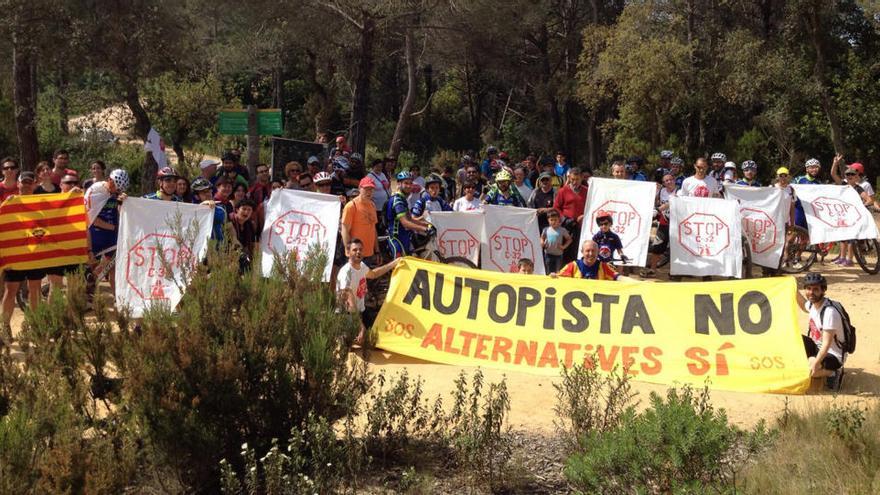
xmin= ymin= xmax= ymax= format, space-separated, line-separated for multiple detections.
xmin=362 ymin=238 xmax=880 ymax=432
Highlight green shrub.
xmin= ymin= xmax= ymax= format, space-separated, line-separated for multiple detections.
xmin=553 ymin=363 xmax=637 ymax=449
xmin=565 ymin=385 xmax=770 ymax=494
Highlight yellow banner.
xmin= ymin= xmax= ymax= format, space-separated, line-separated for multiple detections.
xmin=374 ymin=257 xmax=810 ymax=394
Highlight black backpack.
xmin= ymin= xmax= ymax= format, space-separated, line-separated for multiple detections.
xmin=821 ymin=299 xmax=856 ymax=354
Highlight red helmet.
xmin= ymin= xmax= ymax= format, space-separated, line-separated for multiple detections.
xmin=849 ymin=162 xmax=864 ymax=175
xmin=595 ymin=210 xmax=613 ymax=224
xmin=498 ymin=151 xmax=509 ymax=160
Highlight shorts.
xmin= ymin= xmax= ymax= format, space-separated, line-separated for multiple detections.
xmin=3 ymin=268 xmax=45 ymax=283
xmin=45 ymin=264 xmax=80 ymax=277
xmin=387 ymin=237 xmax=410 ymax=259
xmin=794 ymin=203 xmax=808 ymax=230
xmin=803 ymin=335 xmax=843 ymax=371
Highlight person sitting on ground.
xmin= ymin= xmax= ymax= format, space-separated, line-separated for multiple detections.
xmin=735 ymin=161 xmax=762 ymax=187
xmin=541 ymin=210 xmax=572 ymax=274
xmin=593 ymin=210 xmax=627 ymax=264
xmin=551 ymin=240 xmax=624 ymax=280
xmin=796 ymin=272 xmax=846 ymax=387
xmin=516 ymin=258 xmax=534 ymax=274
xmin=337 ymin=238 xmax=401 ymax=345
xmin=453 ymin=181 xmax=482 ymax=212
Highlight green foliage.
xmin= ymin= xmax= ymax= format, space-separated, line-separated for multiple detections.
xmin=565 ymin=385 xmax=771 ymax=494
xmin=553 ymin=363 xmax=637 ymax=449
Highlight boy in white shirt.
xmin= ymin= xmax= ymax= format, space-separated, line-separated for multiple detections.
xmin=453 ymin=181 xmax=483 ymax=212
xmin=337 ymin=238 xmax=400 ymax=345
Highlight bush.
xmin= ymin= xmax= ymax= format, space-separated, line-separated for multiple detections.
xmin=553 ymin=363 xmax=637 ymax=449
xmin=565 ymin=385 xmax=770 ymax=494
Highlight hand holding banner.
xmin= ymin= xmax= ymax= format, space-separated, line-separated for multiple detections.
xmin=791 ymin=184 xmax=879 ymax=243
xmin=429 ymin=211 xmax=483 ymax=266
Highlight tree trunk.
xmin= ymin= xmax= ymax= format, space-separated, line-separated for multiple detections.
xmin=141 ymin=152 xmax=158 ymax=196
xmin=388 ymin=29 xmax=417 ymax=160
xmin=807 ymin=9 xmax=845 ymax=154
xmin=349 ymin=15 xmax=375 ymax=157
xmin=12 ymin=41 xmax=40 ymax=171
xmin=124 ymin=83 xmax=152 ymax=141
xmin=58 ymin=67 xmax=69 ymax=135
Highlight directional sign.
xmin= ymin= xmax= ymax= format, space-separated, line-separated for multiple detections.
xmin=219 ymin=109 xmax=283 ymax=135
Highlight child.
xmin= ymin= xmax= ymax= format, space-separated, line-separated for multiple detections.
xmin=232 ymin=198 xmax=259 ymax=271
xmin=541 ymin=210 xmax=572 ymax=273
xmin=517 ymin=258 xmax=534 ymax=274
xmin=592 ymin=210 xmax=626 ymax=264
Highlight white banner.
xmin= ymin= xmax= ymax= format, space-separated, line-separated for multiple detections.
xmin=579 ymin=177 xmax=656 ymax=266
xmin=260 ymin=189 xmax=341 ymax=281
xmin=115 ymin=198 xmax=213 ymax=318
xmin=144 ymin=128 xmax=168 ymax=169
xmin=480 ymin=204 xmax=546 ymax=275
xmin=791 ymin=184 xmax=879 ymax=243
xmin=669 ymin=196 xmax=743 ymax=278
xmin=429 ymin=211 xmax=483 ymax=267
xmin=724 ymin=185 xmax=787 ymax=269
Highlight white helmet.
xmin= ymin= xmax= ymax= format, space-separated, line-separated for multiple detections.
xmin=109 ymin=169 xmax=130 ymax=192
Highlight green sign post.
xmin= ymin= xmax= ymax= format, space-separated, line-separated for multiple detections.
xmin=218 ymin=109 xmax=283 ymax=135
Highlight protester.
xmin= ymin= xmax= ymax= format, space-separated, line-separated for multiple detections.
xmin=481 ymin=145 xmax=501 ymax=182
xmin=307 ymin=156 xmax=323 ymax=178
xmin=412 ymin=174 xmax=452 ymax=218
xmin=793 ymin=158 xmax=822 ymax=230
xmin=366 ymin=159 xmax=390 ymax=211
xmin=176 ymin=176 xmax=192 ymax=203
xmin=34 ymin=161 xmax=59 ymax=194
xmin=528 ymin=171 xmax=557 ymax=232
xmin=643 ymin=173 xmax=675 ymax=277
xmin=831 ymin=161 xmax=875 ymax=267
xmin=50 ymin=149 xmax=71 ymax=186
xmin=0 ymin=157 xmax=20 ymax=202
xmin=736 ymin=161 xmax=761 ymax=186
xmin=774 ymin=167 xmax=795 ymax=225
xmin=516 ymin=258 xmax=534 ymax=274
xmin=460 ymin=165 xmax=486 ymax=198
xmin=669 ymin=156 xmax=685 ymax=189
xmin=337 ymin=238 xmax=400 ymax=344
xmin=213 ymin=177 xmax=234 ymax=216
xmin=441 ymin=165 xmax=457 ymax=203
xmin=721 ymin=161 xmax=737 ymax=184
xmin=484 ymin=170 xmax=525 ymax=207
xmin=453 ymin=181 xmax=482 ymax=212
xmin=85 ymin=169 xmax=129 ymax=294
xmin=551 ymin=240 xmax=621 ymax=280
xmin=344 ymin=153 xmax=366 ymax=187
xmin=610 ymin=161 xmax=627 ymax=180
xmin=796 ymin=273 xmax=845 ymax=387
xmin=60 ymin=173 xmax=81 ymax=193
xmin=298 ymin=173 xmax=315 ymax=192
xmin=678 ymin=157 xmax=720 ymax=198
xmin=385 ymin=171 xmax=432 ymax=258
xmin=192 ymin=177 xmax=226 ymax=242
xmin=553 ymin=167 xmax=588 ymax=262
xmin=231 ymin=198 xmax=258 ymax=271
xmin=1 ymin=172 xmax=43 ymax=331
xmin=314 ymin=171 xmax=333 ymax=195
xmin=553 ymin=151 xmax=569 ymax=179
xmin=406 ymin=164 xmax=426 ymax=209
xmin=513 ymin=166 xmax=533 ymax=200
xmin=626 ymin=156 xmax=648 ymax=181
xmin=593 ymin=210 xmax=626 ymax=264
xmin=341 ymin=177 xmax=379 ymax=260
xmin=198 ymin=158 xmax=220 ymax=191
xmin=709 ymin=152 xmax=727 ymax=181
xmin=249 ymin=163 xmax=273 ymax=205
xmin=83 ymin=160 xmax=107 ymax=190
xmin=541 ymin=210 xmax=572 ymax=274
xmin=221 ymin=151 xmax=249 ymax=181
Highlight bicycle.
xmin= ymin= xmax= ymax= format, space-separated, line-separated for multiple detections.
xmin=853 ymin=237 xmax=880 ymax=274
xmin=85 ymin=246 xmax=118 ymax=301
xmin=778 ymin=225 xmax=836 ymax=274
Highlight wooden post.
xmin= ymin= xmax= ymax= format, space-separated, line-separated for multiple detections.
xmin=246 ymin=105 xmax=259 ymax=179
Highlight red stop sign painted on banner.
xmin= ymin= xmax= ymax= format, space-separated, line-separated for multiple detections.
xmin=126 ymin=233 xmax=195 ymax=300
xmin=266 ymin=209 xmax=328 ymax=260
xmin=678 ymin=213 xmax=731 ymax=257
xmin=810 ymin=196 xmax=862 ymax=228
xmin=590 ymin=200 xmax=642 ymax=248
xmin=438 ymin=228 xmax=479 ymax=259
xmin=741 ymin=207 xmax=777 ymax=254
xmin=489 ymin=226 xmax=535 ymax=272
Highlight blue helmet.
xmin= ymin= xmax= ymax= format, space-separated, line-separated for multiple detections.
xmin=396 ymin=171 xmax=413 ymax=181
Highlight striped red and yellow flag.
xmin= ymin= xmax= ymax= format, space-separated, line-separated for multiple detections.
xmin=0 ymin=191 xmax=88 ymax=271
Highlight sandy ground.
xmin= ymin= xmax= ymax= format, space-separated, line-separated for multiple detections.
xmin=360 ymin=232 xmax=880 ymax=432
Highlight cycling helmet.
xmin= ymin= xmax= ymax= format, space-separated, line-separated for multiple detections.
xmin=109 ymin=169 xmax=130 ymax=192
xmin=805 ymin=158 xmax=821 ymax=168
xmin=802 ymin=272 xmax=827 ymax=289
xmin=314 ymin=171 xmax=332 ymax=184
xmin=595 ymin=210 xmax=614 ymax=224
xmin=723 ymin=161 xmax=737 ymax=170
xmin=461 ymin=154 xmax=473 ymax=163
xmin=495 ymin=170 xmax=513 ymax=182
xmin=741 ymin=160 xmax=757 ymax=171
xmin=627 ymin=156 xmax=645 ymax=166
xmin=660 ymin=150 xmax=674 ymax=160
xmin=157 ymin=167 xmax=179 ymax=179
xmin=332 ymin=157 xmax=350 ymax=170
xmin=711 ymin=152 xmax=727 ymax=162
xmin=486 ymin=145 xmax=498 ymax=155
xmin=425 ymin=173 xmax=443 ymax=186
xmin=191 ymin=177 xmax=212 ymax=192
xmin=396 ymin=171 xmax=413 ymax=181
xmin=350 ymin=152 xmax=363 ymax=162
xmin=670 ymin=157 xmax=684 ymax=166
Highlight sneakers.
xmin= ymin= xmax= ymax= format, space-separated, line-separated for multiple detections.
xmin=825 ymin=369 xmax=844 ymax=391
xmin=639 ymin=268 xmax=656 ymax=278
xmin=839 ymin=259 xmax=854 ymax=267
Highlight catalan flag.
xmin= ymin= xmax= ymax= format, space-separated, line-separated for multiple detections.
xmin=0 ymin=191 xmax=88 ymax=271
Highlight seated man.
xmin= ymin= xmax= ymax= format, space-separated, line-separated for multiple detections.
xmin=551 ymin=240 xmax=623 ymax=280
xmin=796 ymin=272 xmax=846 ymax=388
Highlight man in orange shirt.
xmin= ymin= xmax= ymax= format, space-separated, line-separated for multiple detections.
xmin=341 ymin=177 xmax=378 ymax=259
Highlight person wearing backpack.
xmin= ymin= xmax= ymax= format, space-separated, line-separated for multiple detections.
xmin=796 ymin=272 xmax=854 ymax=389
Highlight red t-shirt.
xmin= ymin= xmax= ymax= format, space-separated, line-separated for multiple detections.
xmin=553 ymin=183 xmax=588 ymax=223
xmin=0 ymin=182 xmax=20 ymax=203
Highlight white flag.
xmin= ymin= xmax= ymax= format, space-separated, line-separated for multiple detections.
xmin=480 ymin=204 xmax=546 ymax=275
xmin=260 ymin=189 xmax=341 ymax=281
xmin=791 ymin=184 xmax=879 ymax=243
xmin=669 ymin=196 xmax=743 ymax=278
xmin=115 ymin=198 xmax=214 ymax=318
xmin=144 ymin=128 xmax=168 ymax=169
xmin=429 ymin=211 xmax=483 ymax=267
xmin=724 ymin=185 xmax=787 ymax=269
xmin=579 ymin=177 xmax=656 ymax=266
xmin=83 ymin=180 xmax=113 ymax=226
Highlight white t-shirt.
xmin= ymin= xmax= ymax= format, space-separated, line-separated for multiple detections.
xmin=859 ymin=179 xmax=874 ymax=198
xmin=367 ymin=171 xmax=390 ymax=211
xmin=407 ymin=176 xmax=426 ymax=209
xmin=806 ymin=299 xmax=845 ymax=361
xmin=776 ymin=183 xmax=796 ymax=214
xmin=678 ymin=175 xmax=720 ymax=198
xmin=658 ymin=187 xmax=675 ymax=205
xmin=337 ymin=261 xmax=370 ymax=313
xmin=453 ymin=196 xmax=483 ymax=212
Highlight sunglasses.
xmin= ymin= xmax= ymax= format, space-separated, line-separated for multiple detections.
xmin=777 ymin=174 xmax=789 ymax=177
xmin=845 ymin=172 xmax=857 ymax=176
xmin=3 ymin=166 xmax=18 ymax=171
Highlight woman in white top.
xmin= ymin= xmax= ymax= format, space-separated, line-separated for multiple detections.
xmin=453 ymin=181 xmax=483 ymax=212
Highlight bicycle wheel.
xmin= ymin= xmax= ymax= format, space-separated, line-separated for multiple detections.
xmin=741 ymin=235 xmax=753 ymax=279
xmin=439 ymin=255 xmax=477 ymax=269
xmin=854 ymin=238 xmax=880 ymax=274
xmin=779 ymin=225 xmax=816 ymax=274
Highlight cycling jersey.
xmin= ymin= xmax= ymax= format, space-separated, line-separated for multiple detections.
xmin=385 ymin=192 xmax=414 ymax=255
xmin=144 ymin=191 xmax=181 ymax=201
xmin=411 ymin=191 xmax=451 ymax=217
xmin=89 ymin=195 xmax=120 ymax=256
xmin=593 ymin=231 xmax=623 ymax=263
xmin=484 ymin=185 xmax=525 ymax=207
xmin=792 ymin=175 xmax=820 ymax=228
xmin=734 ymin=179 xmax=762 ymax=187
xmin=630 ymin=171 xmax=648 ymax=182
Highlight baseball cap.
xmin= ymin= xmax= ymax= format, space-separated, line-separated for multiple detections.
xmin=776 ymin=167 xmax=790 ymax=176
xmin=199 ymin=158 xmax=220 ymax=170
xmin=19 ymin=171 xmax=35 ymax=182
xmin=538 ymin=171 xmax=553 ymax=181
xmin=358 ymin=177 xmax=376 ymax=189
xmin=849 ymin=162 xmax=864 ymax=175
xmin=307 ymin=156 xmax=320 ymax=165
xmin=844 ymin=166 xmax=859 ymax=175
